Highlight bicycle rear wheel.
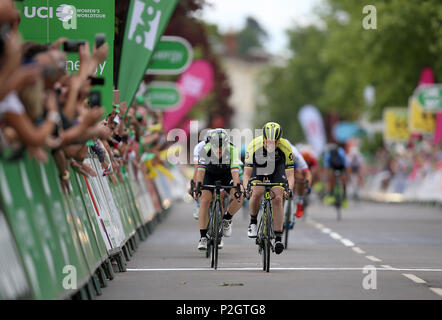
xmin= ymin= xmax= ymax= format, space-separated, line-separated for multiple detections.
xmin=334 ymin=185 xmax=342 ymax=221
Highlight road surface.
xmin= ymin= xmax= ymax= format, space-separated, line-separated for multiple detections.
xmin=97 ymin=198 xmax=442 ymax=300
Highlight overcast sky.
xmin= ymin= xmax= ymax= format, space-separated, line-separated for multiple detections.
xmin=197 ymin=0 xmax=323 ymax=55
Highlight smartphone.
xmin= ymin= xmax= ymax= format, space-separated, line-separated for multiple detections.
xmin=0 ymin=24 xmax=12 ymax=54
xmin=89 ymin=77 xmax=105 ymax=86
xmin=88 ymin=91 xmax=101 ymax=108
xmin=63 ymin=40 xmax=87 ymax=52
xmin=95 ymin=33 xmax=106 ymax=48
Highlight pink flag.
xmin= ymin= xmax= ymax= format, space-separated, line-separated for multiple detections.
xmin=418 ymin=67 xmax=435 ymax=86
xmin=163 ymin=60 xmax=214 ymax=132
xmin=434 ymin=112 xmax=442 ymax=144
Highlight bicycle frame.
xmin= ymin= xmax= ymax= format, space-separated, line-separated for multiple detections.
xmin=200 ymin=181 xmax=240 ymax=269
xmin=249 ymin=180 xmax=287 ymax=272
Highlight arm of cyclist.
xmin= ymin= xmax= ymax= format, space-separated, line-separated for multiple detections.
xmin=229 ymin=145 xmax=243 ymax=198
xmin=285 ymin=168 xmax=295 ymax=199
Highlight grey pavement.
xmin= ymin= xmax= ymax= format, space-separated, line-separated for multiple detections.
xmin=97 ymin=198 xmax=442 ymax=300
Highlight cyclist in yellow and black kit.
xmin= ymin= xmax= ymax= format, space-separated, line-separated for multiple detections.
xmin=242 ymin=122 xmax=295 ymax=254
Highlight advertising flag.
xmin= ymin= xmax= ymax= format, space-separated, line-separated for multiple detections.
xmin=163 ymin=60 xmax=214 ymax=132
xmin=118 ymin=0 xmax=178 ymax=105
xmin=16 ymin=0 xmax=115 ymax=114
xmin=298 ymin=105 xmax=326 ymax=157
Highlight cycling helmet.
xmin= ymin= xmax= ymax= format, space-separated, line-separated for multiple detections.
xmin=210 ymin=128 xmax=229 ymax=148
xmin=262 ymin=122 xmax=282 ymax=141
xmin=203 ymin=129 xmax=213 ymax=143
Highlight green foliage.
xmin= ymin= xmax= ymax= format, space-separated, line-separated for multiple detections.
xmin=360 ymin=132 xmax=383 ymax=157
xmin=238 ymin=16 xmax=268 ymax=57
xmin=259 ymin=0 xmax=442 ymax=141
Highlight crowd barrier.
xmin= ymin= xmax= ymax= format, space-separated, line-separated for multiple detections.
xmin=0 ymin=150 xmax=186 ymax=300
xmin=361 ymin=167 xmax=442 ymax=204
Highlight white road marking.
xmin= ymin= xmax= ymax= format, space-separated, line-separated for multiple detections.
xmin=321 ymin=228 xmax=331 ymax=234
xmin=330 ymin=232 xmax=342 ymax=240
xmin=126 ymin=267 xmax=442 ymax=272
xmin=429 ymin=288 xmax=442 ymax=296
xmin=341 ymin=239 xmax=355 ymax=247
xmin=381 ymin=265 xmax=394 ymax=269
xmin=402 ymin=273 xmax=426 ymax=284
xmin=352 ymin=247 xmax=366 ymax=254
xmin=366 ymin=255 xmax=382 ymax=262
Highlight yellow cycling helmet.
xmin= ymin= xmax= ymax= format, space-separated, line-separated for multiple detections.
xmin=262 ymin=122 xmax=282 ymax=141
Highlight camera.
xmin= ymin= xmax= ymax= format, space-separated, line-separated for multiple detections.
xmin=63 ymin=40 xmax=87 ymax=52
xmin=95 ymin=33 xmax=106 ymax=48
xmin=89 ymin=76 xmax=105 ymax=86
xmin=0 ymin=24 xmax=11 ymax=55
xmin=88 ymin=91 xmax=101 ymax=108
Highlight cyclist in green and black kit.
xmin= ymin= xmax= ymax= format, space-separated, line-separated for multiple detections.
xmin=193 ymin=129 xmax=244 ymax=251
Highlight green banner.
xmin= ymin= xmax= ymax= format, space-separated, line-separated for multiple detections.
xmin=16 ymin=0 xmax=115 ymax=115
xmin=118 ymin=0 xmax=179 ymax=105
xmin=145 ymin=81 xmax=181 ymax=110
xmin=147 ymin=36 xmax=193 ymax=75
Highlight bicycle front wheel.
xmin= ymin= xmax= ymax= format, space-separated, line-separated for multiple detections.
xmin=283 ymin=199 xmax=291 ymax=249
xmin=264 ymin=238 xmax=270 ymax=273
xmin=211 ymin=200 xmax=222 ymax=269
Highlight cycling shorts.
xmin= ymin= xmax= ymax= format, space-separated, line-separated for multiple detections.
xmin=201 ymin=171 xmax=233 ymax=193
xmin=249 ymin=161 xmax=287 ymax=185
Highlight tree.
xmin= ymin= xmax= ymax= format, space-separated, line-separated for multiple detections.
xmin=238 ymin=16 xmax=268 ymax=57
xmin=258 ymin=0 xmax=442 ymax=144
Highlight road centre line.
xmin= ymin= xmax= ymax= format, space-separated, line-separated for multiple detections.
xmin=341 ymin=239 xmax=355 ymax=247
xmin=381 ymin=265 xmax=394 ymax=269
xmin=429 ymin=288 xmax=442 ymax=296
xmin=305 ymin=218 xmax=440 ymax=298
xmin=366 ymin=255 xmax=382 ymax=262
xmin=402 ymin=273 xmax=427 ymax=284
xmin=127 ymin=267 xmax=442 ymax=272
xmin=330 ymin=232 xmax=342 ymax=240
xmin=352 ymin=247 xmax=366 ymax=254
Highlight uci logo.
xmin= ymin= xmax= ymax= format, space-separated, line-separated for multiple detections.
xmin=24 ymin=5 xmax=77 ymax=30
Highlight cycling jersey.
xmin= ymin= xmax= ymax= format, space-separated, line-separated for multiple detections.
xmin=244 ymin=136 xmax=294 ymax=171
xmin=198 ymin=143 xmax=241 ymax=175
xmin=198 ymin=143 xmax=241 ymax=191
xmin=324 ymin=147 xmax=348 ymax=170
xmin=301 ymin=151 xmax=318 ymax=168
xmin=289 ymin=143 xmax=309 ymax=171
xmin=193 ymin=140 xmax=206 ymax=163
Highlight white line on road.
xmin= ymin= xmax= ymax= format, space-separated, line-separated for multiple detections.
xmin=366 ymin=255 xmax=382 ymax=262
xmin=341 ymin=239 xmax=355 ymax=247
xmin=352 ymin=247 xmax=366 ymax=254
xmin=330 ymin=232 xmax=342 ymax=240
xmin=321 ymin=228 xmax=331 ymax=234
xmin=429 ymin=288 xmax=442 ymax=296
xmin=402 ymin=274 xmax=427 ymax=284
xmin=126 ymin=267 xmax=442 ymax=272
xmin=381 ymin=265 xmax=394 ymax=269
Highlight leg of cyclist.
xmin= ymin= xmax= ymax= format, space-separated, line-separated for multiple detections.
xmin=197 ymin=189 xmax=212 ymax=251
xmin=221 ymin=169 xmax=243 ymax=238
xmin=271 ymin=186 xmax=285 ymax=254
xmin=325 ymin=169 xmax=336 ymax=204
xmin=222 ymin=188 xmax=244 ymax=237
xmin=294 ymin=169 xmax=305 ymax=219
xmin=247 ymin=184 xmax=264 ymax=238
